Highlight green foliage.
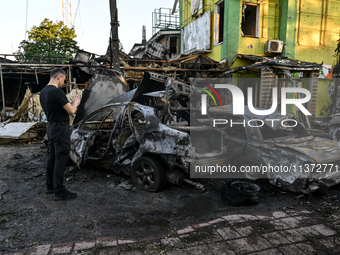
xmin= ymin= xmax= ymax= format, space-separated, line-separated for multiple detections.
xmin=15 ymin=18 xmax=79 ymax=64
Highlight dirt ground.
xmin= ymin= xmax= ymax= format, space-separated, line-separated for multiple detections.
xmin=1 ymin=142 xmax=340 ymax=253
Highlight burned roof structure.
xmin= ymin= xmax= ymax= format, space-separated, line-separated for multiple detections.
xmin=0 ymin=55 xmax=72 ymax=119
xmin=0 ymin=46 xmax=226 ymax=123
xmin=225 ymin=55 xmax=322 ymax=75
xmin=121 ymin=54 xmax=226 ymax=87
xmin=0 ymin=51 xmax=126 ymax=121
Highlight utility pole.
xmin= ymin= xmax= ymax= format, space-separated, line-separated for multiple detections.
xmin=109 ymin=0 xmax=120 ymax=71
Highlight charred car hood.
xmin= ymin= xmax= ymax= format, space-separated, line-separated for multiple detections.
xmin=272 ymin=136 xmax=340 ymax=163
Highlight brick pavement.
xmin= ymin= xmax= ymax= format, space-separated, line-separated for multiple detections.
xmin=2 ymin=209 xmax=340 ymax=255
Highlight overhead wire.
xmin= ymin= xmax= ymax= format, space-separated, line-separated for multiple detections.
xmin=73 ymin=0 xmax=84 ymax=36
xmin=73 ymin=0 xmax=81 ymax=27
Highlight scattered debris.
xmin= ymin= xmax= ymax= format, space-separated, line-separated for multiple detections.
xmin=182 ymin=179 xmax=205 ymax=190
xmin=10 ymin=153 xmax=23 ymax=160
xmin=0 ymin=86 xmax=83 ymax=143
xmin=118 ymin=180 xmax=134 ymax=191
xmin=0 ymin=122 xmax=39 ymax=141
xmin=130 ymin=41 xmax=170 ymax=60
xmin=295 ymin=194 xmax=305 ymax=201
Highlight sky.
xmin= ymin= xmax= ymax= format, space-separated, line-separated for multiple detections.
xmin=0 ymin=0 xmax=176 ymax=57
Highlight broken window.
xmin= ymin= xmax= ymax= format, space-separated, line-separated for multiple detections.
xmin=170 ymin=36 xmax=178 ymax=57
xmin=79 ymin=106 xmax=123 ymax=158
xmin=215 ymin=0 xmax=225 ymax=45
xmin=99 ymin=107 xmax=122 ymax=131
xmin=241 ymin=4 xmax=259 ymax=37
xmin=79 ymin=109 xmax=112 ymax=131
xmin=79 ymin=107 xmax=121 ymax=132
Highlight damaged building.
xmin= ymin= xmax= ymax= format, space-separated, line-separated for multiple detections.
xmin=129 ymin=8 xmax=181 ymax=60
xmin=177 ymin=0 xmax=340 ymax=121
xmin=0 ymin=50 xmax=129 ymax=142
xmin=0 ymin=39 xmax=226 ymax=141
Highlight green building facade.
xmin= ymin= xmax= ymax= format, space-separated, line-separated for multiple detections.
xmin=180 ymin=0 xmax=340 ymax=119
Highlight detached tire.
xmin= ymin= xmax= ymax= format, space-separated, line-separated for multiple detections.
xmin=221 ymin=181 xmax=260 ymax=206
xmin=230 ymin=181 xmax=260 ymax=197
xmin=131 ymin=156 xmax=167 ymax=192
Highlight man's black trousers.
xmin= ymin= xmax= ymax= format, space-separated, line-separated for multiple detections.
xmin=46 ymin=121 xmax=70 ymax=194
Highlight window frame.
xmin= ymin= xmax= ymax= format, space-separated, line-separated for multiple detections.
xmin=214 ymin=0 xmax=225 ymax=46
xmin=241 ymin=3 xmax=260 ymax=38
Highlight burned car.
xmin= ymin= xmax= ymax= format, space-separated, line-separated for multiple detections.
xmin=209 ymin=105 xmax=340 ymax=194
xmin=329 ymin=113 xmax=340 ymax=141
xmin=69 ymin=73 xmax=228 ymax=192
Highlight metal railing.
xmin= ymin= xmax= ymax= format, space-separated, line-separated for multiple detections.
xmin=152 ymin=8 xmax=180 ymax=35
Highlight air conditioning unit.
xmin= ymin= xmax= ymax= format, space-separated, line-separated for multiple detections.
xmin=265 ymin=40 xmax=284 ymax=54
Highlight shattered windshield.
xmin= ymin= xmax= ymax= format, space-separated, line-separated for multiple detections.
xmin=259 ymin=120 xmax=310 ymax=140
xmin=78 ymin=106 xmax=122 ymax=131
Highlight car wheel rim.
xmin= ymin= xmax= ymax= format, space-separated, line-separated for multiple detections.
xmin=136 ymin=163 xmax=155 ymax=189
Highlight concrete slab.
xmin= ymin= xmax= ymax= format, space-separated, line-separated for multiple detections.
xmin=216 ymin=227 xmax=241 ymax=240
xmin=279 ymin=229 xmax=306 ymax=243
xmin=278 ymin=244 xmax=306 ymax=255
xmin=227 ymin=238 xmax=255 ymax=253
xmin=262 ymin=232 xmax=291 ymax=246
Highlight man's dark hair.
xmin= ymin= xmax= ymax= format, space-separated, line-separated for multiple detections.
xmin=50 ymin=68 xmax=66 ymax=79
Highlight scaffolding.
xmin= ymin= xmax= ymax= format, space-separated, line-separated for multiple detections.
xmin=62 ymin=0 xmax=72 ymax=27
xmin=152 ymin=8 xmax=180 ymax=35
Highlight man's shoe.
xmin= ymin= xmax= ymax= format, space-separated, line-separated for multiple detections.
xmin=53 ymin=189 xmax=77 ymax=201
xmin=46 ymin=188 xmax=54 ymax=194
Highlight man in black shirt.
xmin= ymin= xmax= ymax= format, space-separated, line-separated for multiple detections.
xmin=40 ymin=68 xmax=80 ymax=201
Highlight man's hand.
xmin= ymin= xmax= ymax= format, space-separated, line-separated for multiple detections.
xmin=72 ymin=95 xmax=81 ymax=106
xmin=64 ymin=95 xmax=81 ymax=115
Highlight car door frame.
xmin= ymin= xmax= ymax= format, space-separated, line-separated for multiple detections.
xmin=69 ymin=104 xmax=126 ymax=168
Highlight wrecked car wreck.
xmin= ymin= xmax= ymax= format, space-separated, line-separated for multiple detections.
xmin=209 ymin=105 xmax=340 ymax=194
xmin=69 ymin=72 xmax=340 ymax=194
xmin=69 ymin=72 xmax=228 ymax=191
